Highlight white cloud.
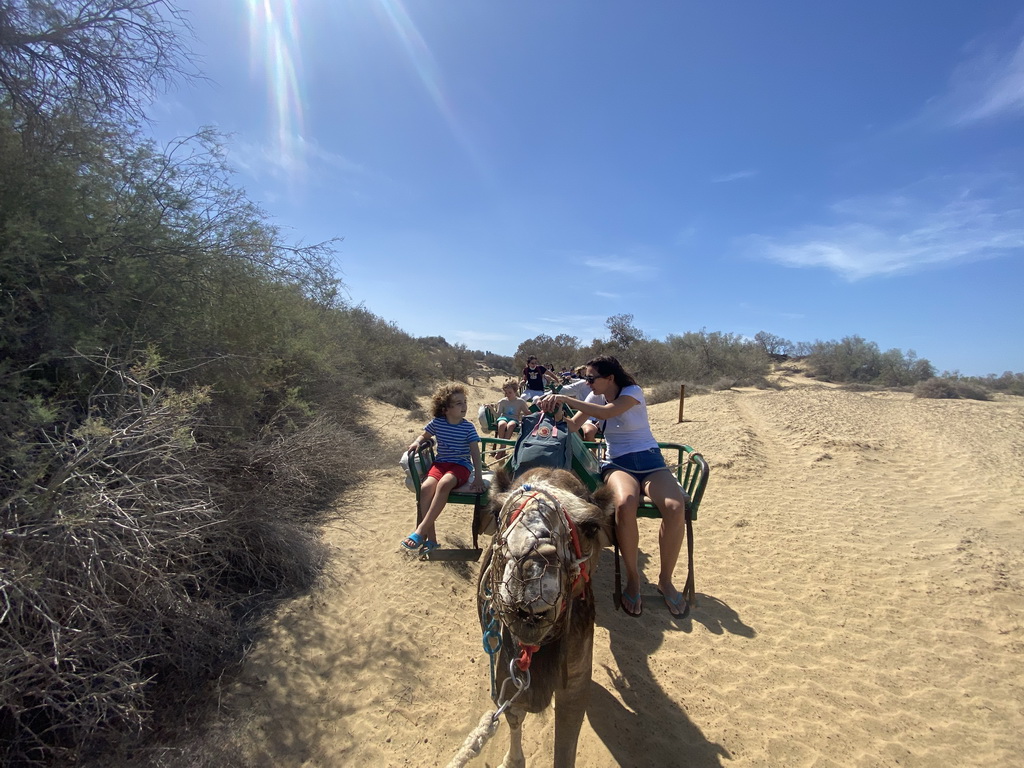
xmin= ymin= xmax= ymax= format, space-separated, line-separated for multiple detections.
xmin=746 ymin=176 xmax=1024 ymax=281
xmin=712 ymin=169 xmax=758 ymax=183
xmin=226 ymin=133 xmax=365 ymax=190
xmin=512 ymin=315 xmax=608 ymax=345
xmin=581 ymin=255 xmax=658 ymax=278
xmin=674 ymin=225 xmax=698 ymax=245
xmin=451 ymin=330 xmax=517 ymax=349
xmin=940 ymin=32 xmax=1024 ymax=125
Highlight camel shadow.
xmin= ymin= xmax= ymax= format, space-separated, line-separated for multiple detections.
xmin=586 ymin=548 xmax=750 ymax=767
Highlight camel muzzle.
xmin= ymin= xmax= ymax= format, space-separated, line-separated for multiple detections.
xmin=488 ymin=487 xmax=577 ymax=647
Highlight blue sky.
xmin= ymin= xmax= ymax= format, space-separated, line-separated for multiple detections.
xmin=153 ymin=1 xmax=1024 ymax=376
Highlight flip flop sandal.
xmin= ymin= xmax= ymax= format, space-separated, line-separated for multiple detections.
xmin=658 ymin=587 xmax=689 ymax=618
xmin=620 ymin=590 xmax=643 ymax=617
xmin=400 ymin=532 xmax=425 ymax=554
xmin=419 ymin=540 xmax=440 ymax=559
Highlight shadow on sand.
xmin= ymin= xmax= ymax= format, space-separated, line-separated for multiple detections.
xmin=586 ymin=547 xmax=753 ymax=767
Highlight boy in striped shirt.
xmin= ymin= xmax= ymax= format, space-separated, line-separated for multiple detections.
xmin=401 ymin=383 xmax=484 ymax=555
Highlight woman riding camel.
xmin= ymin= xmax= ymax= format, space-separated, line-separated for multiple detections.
xmin=537 ymin=355 xmax=689 ymax=617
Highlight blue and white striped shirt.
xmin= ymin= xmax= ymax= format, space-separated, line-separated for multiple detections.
xmin=425 ymin=418 xmax=480 ymax=469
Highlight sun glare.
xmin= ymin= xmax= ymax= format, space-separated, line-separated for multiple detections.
xmin=245 ymin=0 xmax=305 ymax=180
xmin=244 ymin=0 xmax=489 ymax=185
xmin=371 ymin=0 xmax=491 ymax=182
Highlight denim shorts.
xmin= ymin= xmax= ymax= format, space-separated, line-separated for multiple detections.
xmin=600 ymin=446 xmax=669 ymax=485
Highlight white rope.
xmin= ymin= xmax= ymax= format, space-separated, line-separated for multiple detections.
xmin=445 ymin=709 xmax=500 ymax=768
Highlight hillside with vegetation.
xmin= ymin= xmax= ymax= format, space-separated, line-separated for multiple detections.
xmin=1 ymin=2 xmax=1021 ymax=766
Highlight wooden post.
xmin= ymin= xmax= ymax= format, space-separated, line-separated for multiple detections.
xmin=677 ymin=384 xmax=685 ymax=423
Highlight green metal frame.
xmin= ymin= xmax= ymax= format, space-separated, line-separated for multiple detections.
xmin=407 ymin=432 xmax=709 ymax=547
xmin=568 ymin=434 xmax=708 ymax=519
xmin=406 ymin=438 xmax=512 ymax=552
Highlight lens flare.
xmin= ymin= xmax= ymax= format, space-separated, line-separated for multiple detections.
xmin=372 ymin=0 xmax=490 ymax=181
xmin=246 ymin=0 xmax=305 ymax=178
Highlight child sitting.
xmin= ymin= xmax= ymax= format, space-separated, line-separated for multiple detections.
xmin=400 ymin=383 xmax=484 ymax=555
xmin=491 ymin=378 xmax=530 ymax=460
xmin=493 ymin=379 xmax=530 ymax=440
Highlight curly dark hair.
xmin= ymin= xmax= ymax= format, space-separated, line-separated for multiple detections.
xmin=429 ymin=382 xmax=468 ymax=418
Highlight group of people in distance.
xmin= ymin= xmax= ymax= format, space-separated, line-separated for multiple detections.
xmin=399 ymin=354 xmax=690 ymax=618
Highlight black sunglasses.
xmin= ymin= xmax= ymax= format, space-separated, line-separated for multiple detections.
xmin=584 ymin=375 xmax=600 ymax=384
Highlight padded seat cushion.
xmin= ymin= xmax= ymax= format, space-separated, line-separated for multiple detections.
xmin=453 ymin=471 xmax=494 ymax=495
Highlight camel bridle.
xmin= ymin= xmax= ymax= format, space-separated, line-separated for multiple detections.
xmin=484 ymin=483 xmax=590 ymax=649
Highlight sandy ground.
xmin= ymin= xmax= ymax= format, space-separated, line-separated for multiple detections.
xmin=201 ymin=370 xmax=1024 ymax=767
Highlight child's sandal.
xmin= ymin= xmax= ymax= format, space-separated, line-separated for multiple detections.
xmin=400 ymin=532 xmax=425 ymax=554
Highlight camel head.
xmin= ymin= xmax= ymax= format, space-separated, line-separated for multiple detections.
xmin=487 ymin=468 xmax=611 ymax=647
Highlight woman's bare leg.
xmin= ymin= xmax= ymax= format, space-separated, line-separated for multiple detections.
xmin=644 ymin=470 xmax=688 ymax=611
xmin=606 ymin=470 xmax=642 ymax=613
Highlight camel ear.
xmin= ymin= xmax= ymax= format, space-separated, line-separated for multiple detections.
xmin=484 ymin=469 xmax=515 ymax=520
xmin=592 ymin=484 xmax=614 ymax=511
xmin=493 ymin=467 xmax=513 ymax=492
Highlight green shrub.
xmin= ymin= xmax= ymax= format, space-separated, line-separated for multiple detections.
xmin=807 ymin=337 xmax=934 ymax=387
xmin=662 ymin=330 xmax=771 ymax=385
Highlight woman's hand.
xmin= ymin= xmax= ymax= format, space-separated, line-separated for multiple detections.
xmin=538 ymin=394 xmax=561 ymax=412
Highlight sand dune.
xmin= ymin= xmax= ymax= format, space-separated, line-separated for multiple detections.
xmin=207 ymin=374 xmax=1024 ymax=767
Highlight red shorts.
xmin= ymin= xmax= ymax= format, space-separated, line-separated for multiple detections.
xmin=427 ymin=462 xmax=471 ymax=486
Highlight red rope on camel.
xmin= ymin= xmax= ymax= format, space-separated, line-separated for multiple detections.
xmin=516 ymin=644 xmax=540 ymax=671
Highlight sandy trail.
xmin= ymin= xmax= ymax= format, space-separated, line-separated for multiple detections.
xmin=207 ymin=375 xmax=1024 ymax=767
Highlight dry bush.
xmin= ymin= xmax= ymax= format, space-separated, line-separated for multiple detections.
xmin=913 ymin=378 xmax=992 ymax=401
xmin=708 ymin=376 xmax=778 ymax=391
xmin=840 ymin=382 xmax=885 ymax=392
xmin=649 ymin=381 xmax=710 ymax=403
xmin=645 ymin=381 xmax=684 ymax=405
xmin=643 ymin=381 xmax=712 ymax=406
xmin=735 ymin=375 xmax=777 ymax=389
xmin=193 ymin=412 xmax=374 ymax=599
xmin=0 ymin=368 xmax=369 ymax=766
xmin=1 ymin=381 xmax=237 ymax=765
xmin=367 ymin=378 xmax=421 ymax=411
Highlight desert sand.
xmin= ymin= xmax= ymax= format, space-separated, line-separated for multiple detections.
xmin=208 ymin=370 xmax=1024 ymax=767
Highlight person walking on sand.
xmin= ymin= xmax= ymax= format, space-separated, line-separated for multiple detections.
xmin=400 ymin=383 xmax=484 ymax=556
xmin=538 ymin=356 xmax=689 ymax=617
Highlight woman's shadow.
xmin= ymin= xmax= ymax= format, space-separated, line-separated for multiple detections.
xmin=586 ymin=548 xmax=754 ymax=767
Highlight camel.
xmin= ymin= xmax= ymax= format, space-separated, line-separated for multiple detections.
xmin=477 ymin=467 xmax=614 ymax=768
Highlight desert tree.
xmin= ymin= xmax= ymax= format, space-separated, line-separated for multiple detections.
xmin=605 ymin=313 xmax=646 ymax=349
xmin=754 ymin=330 xmax=792 ymax=358
xmin=0 ymin=0 xmax=194 ymax=125
xmin=514 ymin=333 xmax=582 ymax=369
